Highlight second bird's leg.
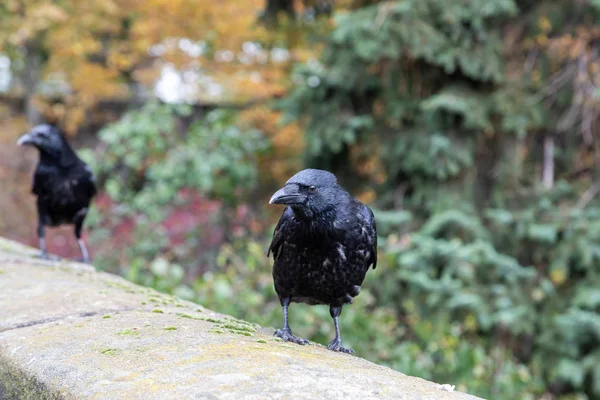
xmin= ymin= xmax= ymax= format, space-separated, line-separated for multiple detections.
xmin=37 ymin=220 xmax=50 ymax=260
xmin=74 ymin=216 xmax=90 ymax=264
xmin=328 ymin=305 xmax=354 ymax=354
xmin=77 ymin=239 xmax=90 ymax=264
xmin=274 ymin=297 xmax=309 ymax=345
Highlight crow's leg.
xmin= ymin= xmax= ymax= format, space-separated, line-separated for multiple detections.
xmin=35 ymin=219 xmax=59 ymax=261
xmin=74 ymin=213 xmax=90 ymax=264
xmin=274 ymin=297 xmax=309 ymax=345
xmin=35 ymin=205 xmax=58 ymax=260
xmin=38 ymin=215 xmax=59 ymax=260
xmin=36 ymin=219 xmax=50 ymax=260
xmin=328 ymin=305 xmax=354 ymax=353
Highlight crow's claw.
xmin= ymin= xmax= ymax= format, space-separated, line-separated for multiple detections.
xmin=274 ymin=328 xmax=309 ymax=345
xmin=37 ymin=252 xmax=59 ymax=261
xmin=328 ymin=338 xmax=354 ymax=354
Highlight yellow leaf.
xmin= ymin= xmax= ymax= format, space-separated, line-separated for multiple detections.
xmin=550 ymin=268 xmax=567 ymax=285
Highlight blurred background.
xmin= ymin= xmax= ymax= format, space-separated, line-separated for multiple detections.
xmin=1 ymin=0 xmax=600 ymax=398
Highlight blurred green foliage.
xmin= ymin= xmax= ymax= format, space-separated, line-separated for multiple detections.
xmin=84 ymin=102 xmax=266 ymax=216
xmin=80 ymin=102 xmax=267 ymax=274
xmin=82 ymin=1 xmax=600 ymax=399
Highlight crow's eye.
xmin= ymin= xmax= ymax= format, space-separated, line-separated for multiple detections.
xmin=308 ymin=185 xmax=317 ymax=192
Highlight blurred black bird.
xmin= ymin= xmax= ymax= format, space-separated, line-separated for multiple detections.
xmin=17 ymin=124 xmax=97 ymax=263
xmin=268 ymin=169 xmax=377 ymax=353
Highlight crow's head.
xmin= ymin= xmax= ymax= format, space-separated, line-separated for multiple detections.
xmin=17 ymin=124 xmax=76 ymax=166
xmin=269 ymin=169 xmax=339 ymax=218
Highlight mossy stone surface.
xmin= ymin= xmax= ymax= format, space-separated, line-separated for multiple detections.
xmin=0 ymin=237 xmax=484 ymax=400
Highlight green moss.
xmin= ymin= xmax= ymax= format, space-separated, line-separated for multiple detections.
xmin=103 ymin=280 xmax=136 ymax=291
xmin=220 ymin=321 xmax=256 ymax=333
xmin=100 ymin=348 xmax=119 ymax=355
xmin=177 ymin=313 xmax=192 ymax=319
xmin=141 ymin=301 xmax=147 ymax=305
xmin=163 ymin=326 xmax=178 ymax=331
xmin=228 ymin=329 xmax=252 ymax=336
xmin=176 ymin=304 xmax=184 ymax=308
xmin=117 ymin=329 xmax=140 ymax=337
xmin=149 ymin=298 xmax=159 ymax=303
xmin=102 ymin=315 xmax=111 ymax=319
xmin=257 ymin=339 xmax=267 ymax=344
xmin=0 ymin=269 xmax=5 ymax=274
xmin=152 ymin=309 xmax=164 ymax=314
xmin=190 ymin=316 xmax=258 ymax=336
xmin=200 ymin=317 xmax=222 ymax=323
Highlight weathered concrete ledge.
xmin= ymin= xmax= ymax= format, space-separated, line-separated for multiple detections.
xmin=0 ymin=237 xmax=483 ymax=400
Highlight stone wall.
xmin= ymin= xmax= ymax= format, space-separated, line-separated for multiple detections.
xmin=0 ymin=238 xmax=483 ymax=400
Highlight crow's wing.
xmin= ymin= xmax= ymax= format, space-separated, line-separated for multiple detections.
xmin=32 ymin=161 xmax=96 ymax=203
xmin=60 ymin=163 xmax=97 ymax=207
xmin=360 ymin=204 xmax=378 ymax=269
xmin=80 ymin=163 xmax=97 ymax=199
xmin=268 ymin=206 xmax=293 ymax=260
xmin=31 ymin=163 xmax=56 ymax=196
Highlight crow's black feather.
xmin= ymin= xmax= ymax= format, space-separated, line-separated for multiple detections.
xmin=268 ymin=168 xmax=377 ymax=353
xmin=18 ymin=124 xmax=96 ymax=263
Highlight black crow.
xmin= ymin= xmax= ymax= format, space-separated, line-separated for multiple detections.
xmin=17 ymin=124 xmax=97 ymax=263
xmin=268 ymin=169 xmax=377 ymax=353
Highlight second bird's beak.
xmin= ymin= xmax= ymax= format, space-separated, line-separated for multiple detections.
xmin=269 ymin=186 xmax=306 ymax=205
xmin=17 ymin=132 xmax=35 ymax=146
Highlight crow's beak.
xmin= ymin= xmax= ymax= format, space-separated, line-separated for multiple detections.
xmin=269 ymin=186 xmax=306 ymax=205
xmin=17 ymin=133 xmax=35 ymax=146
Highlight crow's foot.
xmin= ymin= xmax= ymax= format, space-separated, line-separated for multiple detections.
xmin=37 ymin=252 xmax=59 ymax=261
xmin=274 ymin=328 xmax=309 ymax=345
xmin=328 ymin=338 xmax=354 ymax=354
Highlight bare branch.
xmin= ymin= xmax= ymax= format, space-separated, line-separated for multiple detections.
xmin=581 ymin=106 xmax=594 ymax=146
xmin=523 ymin=48 xmax=538 ymax=74
xmin=576 ymin=180 xmax=600 ymax=209
xmin=528 ymin=64 xmax=576 ymax=105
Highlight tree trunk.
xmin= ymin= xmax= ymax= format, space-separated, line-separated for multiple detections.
xmin=542 ymin=134 xmax=554 ymax=189
xmin=21 ymin=45 xmax=43 ymax=125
